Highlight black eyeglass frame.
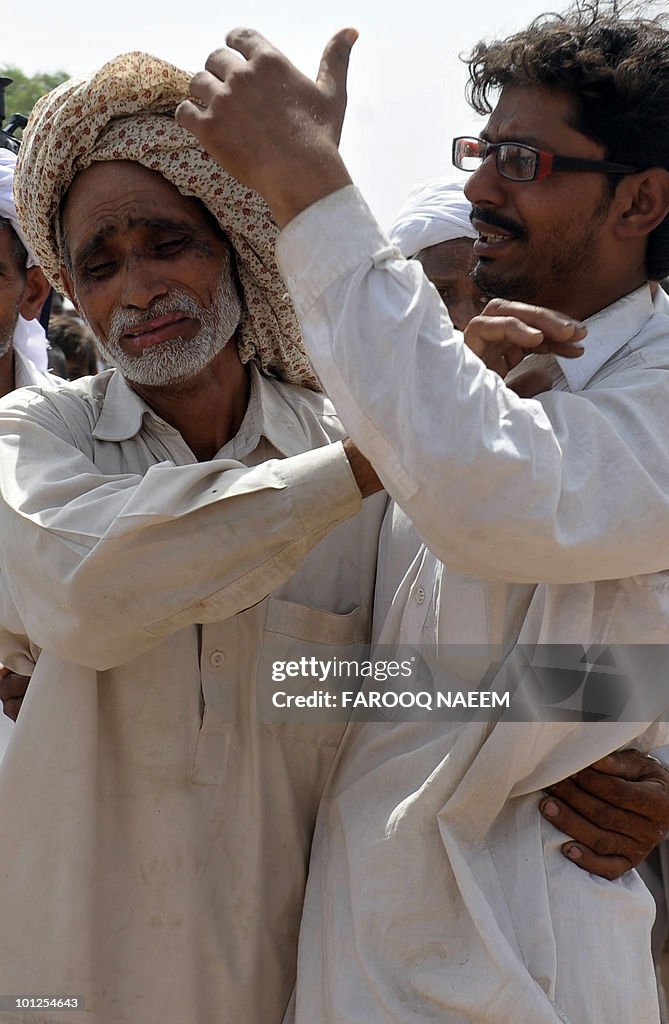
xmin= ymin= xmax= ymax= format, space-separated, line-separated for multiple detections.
xmin=452 ymin=136 xmax=642 ymax=182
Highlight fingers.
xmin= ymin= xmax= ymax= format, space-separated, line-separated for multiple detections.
xmin=316 ymin=28 xmax=358 ymax=144
xmin=177 ymin=27 xmax=355 ymax=225
xmin=567 ymin=759 xmax=669 ymax=821
xmin=464 ymin=315 xmax=584 ymax=366
xmin=0 ymin=671 xmax=29 ymax=722
xmin=540 ymin=793 xmax=649 ymax=876
xmin=204 ymin=46 xmax=245 ymax=79
xmin=590 ymin=747 xmax=667 ymax=781
xmin=481 ymin=298 xmax=587 ymax=345
xmin=342 ymin=437 xmax=383 ymax=498
xmin=559 ymin=842 xmax=632 ymax=880
xmin=177 ymin=31 xmax=285 ymax=133
xmin=1 ymin=697 xmax=22 ymax=722
xmin=544 ymin=777 xmax=662 ymax=844
xmin=186 ymin=71 xmax=223 ymax=109
xmin=317 ymin=28 xmax=358 ymax=98
xmin=539 ymin=338 xmax=585 ymax=359
xmin=539 ymin=753 xmax=669 ymax=879
xmin=464 ymin=316 xmax=545 ymax=376
xmin=464 ymin=299 xmax=586 ymax=380
xmin=0 ymin=670 xmax=29 ymax=701
xmin=178 ymin=44 xmax=248 ymax=130
xmin=465 ymin=314 xmax=543 ymax=350
xmin=224 ymin=27 xmax=277 ymax=61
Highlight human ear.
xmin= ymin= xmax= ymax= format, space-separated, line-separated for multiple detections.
xmin=615 ymin=168 xmax=669 ymax=240
xmin=18 ymin=266 xmax=51 ymax=321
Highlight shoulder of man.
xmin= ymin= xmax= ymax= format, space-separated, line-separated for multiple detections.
xmin=0 ymin=368 xmax=116 ymax=459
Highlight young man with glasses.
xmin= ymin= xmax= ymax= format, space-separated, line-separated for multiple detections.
xmin=181 ymin=3 xmax=669 ymax=1021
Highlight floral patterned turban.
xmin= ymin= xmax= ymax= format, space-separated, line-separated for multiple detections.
xmin=14 ymin=51 xmax=319 ymax=389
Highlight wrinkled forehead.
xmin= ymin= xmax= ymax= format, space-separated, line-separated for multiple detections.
xmin=60 ymin=159 xmax=229 ymax=260
xmin=63 ymin=161 xmax=206 ymax=232
xmin=417 ymin=237 xmax=475 ymax=277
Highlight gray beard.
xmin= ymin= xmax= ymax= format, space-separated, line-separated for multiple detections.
xmin=93 ymin=265 xmax=242 ymax=388
xmin=0 ymin=317 xmax=16 ymax=359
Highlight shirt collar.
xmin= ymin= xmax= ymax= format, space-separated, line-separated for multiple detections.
xmin=225 ymin=364 xmax=314 ymax=459
xmin=652 ymin=283 xmax=669 ymax=316
xmin=93 ymin=363 xmax=314 ymax=457
xmin=555 ymin=283 xmax=654 ymax=392
xmin=93 ymin=370 xmax=151 ymax=441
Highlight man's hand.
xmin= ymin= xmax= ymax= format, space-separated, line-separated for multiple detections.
xmin=539 ymin=748 xmax=669 ymax=879
xmin=0 ymin=667 xmax=29 ymax=722
xmin=343 ymin=438 xmax=383 ymax=498
xmin=464 ymin=299 xmax=586 ymax=391
xmin=176 ymin=29 xmax=357 ymax=227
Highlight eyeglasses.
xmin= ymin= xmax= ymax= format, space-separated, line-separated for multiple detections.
xmin=452 ymin=136 xmax=642 ymax=183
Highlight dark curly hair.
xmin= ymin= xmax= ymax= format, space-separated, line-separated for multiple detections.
xmin=465 ymin=1 xmax=669 ymax=278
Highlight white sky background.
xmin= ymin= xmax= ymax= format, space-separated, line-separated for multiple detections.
xmin=0 ymin=0 xmax=596 ymax=756
xmin=3 ymin=0 xmax=579 ymax=228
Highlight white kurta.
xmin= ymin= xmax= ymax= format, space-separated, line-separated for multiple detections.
xmin=0 ymin=364 xmax=386 ymax=1024
xmin=12 ymin=346 xmax=59 ymax=390
xmin=276 ymin=186 xmax=669 ymax=1024
xmin=0 ymin=347 xmax=58 ymax=762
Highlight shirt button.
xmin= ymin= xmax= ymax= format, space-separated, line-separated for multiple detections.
xmin=209 ymin=650 xmax=226 ymax=668
xmin=414 ymin=587 xmax=426 ymax=605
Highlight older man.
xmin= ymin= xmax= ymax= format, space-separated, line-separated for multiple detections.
xmin=178 ymin=3 xmax=669 ymax=1021
xmin=389 ymin=174 xmax=482 ymax=330
xmin=0 ymin=150 xmax=52 ymax=746
xmin=0 ymin=52 xmax=386 ymax=1024
xmin=0 ymin=150 xmax=51 ymax=395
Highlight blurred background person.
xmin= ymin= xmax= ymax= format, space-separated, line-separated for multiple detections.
xmin=47 ymin=313 xmax=99 ymax=379
xmin=389 ymin=173 xmax=482 ymax=331
xmin=0 ymin=149 xmax=51 ymax=396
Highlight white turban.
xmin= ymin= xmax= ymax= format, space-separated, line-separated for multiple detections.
xmin=0 ymin=149 xmax=49 ymax=372
xmin=389 ymin=174 xmax=477 ymax=259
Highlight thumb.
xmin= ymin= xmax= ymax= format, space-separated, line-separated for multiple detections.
xmin=317 ymin=28 xmax=358 ymax=140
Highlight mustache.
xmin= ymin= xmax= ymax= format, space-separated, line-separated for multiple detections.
xmin=469 ymin=206 xmax=527 ymax=241
xmin=107 ymin=291 xmax=203 ymax=345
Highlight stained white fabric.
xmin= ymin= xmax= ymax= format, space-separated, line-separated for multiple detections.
xmin=276 ymin=185 xmax=669 ymax=1024
xmin=0 ymin=363 xmax=386 ymax=1023
xmin=388 ymin=174 xmax=476 ymax=258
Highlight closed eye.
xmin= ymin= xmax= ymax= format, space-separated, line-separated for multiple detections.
xmin=84 ymin=259 xmax=117 ymax=280
xmin=154 ymin=236 xmax=189 ymax=257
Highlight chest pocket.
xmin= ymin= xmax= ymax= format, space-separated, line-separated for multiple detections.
xmin=256 ymin=596 xmax=370 ymax=746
